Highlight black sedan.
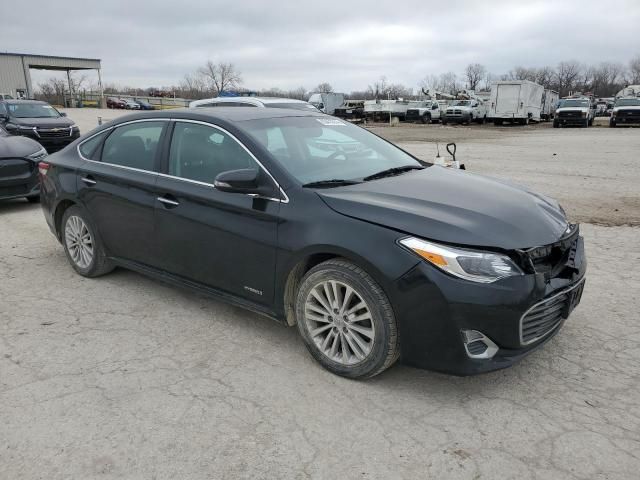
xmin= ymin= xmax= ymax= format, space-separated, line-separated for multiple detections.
xmin=0 ymin=100 xmax=80 ymax=153
xmin=39 ymin=108 xmax=586 ymax=378
xmin=0 ymin=124 xmax=48 ymax=202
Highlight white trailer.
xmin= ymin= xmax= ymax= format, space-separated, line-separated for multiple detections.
xmin=308 ymin=92 xmax=345 ymax=115
xmin=489 ymin=80 xmax=544 ymax=125
xmin=363 ymin=99 xmax=413 ymax=121
xmin=541 ymin=89 xmax=559 ymax=121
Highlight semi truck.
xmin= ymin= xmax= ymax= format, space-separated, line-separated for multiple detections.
xmin=489 ymin=80 xmax=544 ymax=125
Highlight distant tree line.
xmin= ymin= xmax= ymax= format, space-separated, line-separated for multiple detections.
xmin=35 ymin=54 xmax=640 ymax=105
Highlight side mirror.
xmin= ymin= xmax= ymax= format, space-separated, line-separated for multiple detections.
xmin=59 ymin=112 xmax=67 ymax=117
xmin=214 ymin=168 xmax=275 ymax=197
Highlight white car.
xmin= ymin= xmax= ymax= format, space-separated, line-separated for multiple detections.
xmin=610 ymin=97 xmax=640 ymax=127
xmin=189 ymin=96 xmax=319 ymax=111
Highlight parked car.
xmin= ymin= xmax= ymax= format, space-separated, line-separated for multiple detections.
xmin=0 ymin=93 xmax=14 ymax=100
xmin=0 ymin=124 xmax=48 ymax=202
xmin=553 ymin=97 xmax=596 ymax=128
xmin=489 ymin=80 xmax=544 ymax=125
xmin=610 ymin=97 xmax=640 ymax=127
xmin=39 ymin=108 xmax=586 ymax=379
xmin=122 ymin=98 xmax=141 ymax=110
xmin=308 ymin=92 xmax=345 ymax=115
xmin=134 ymin=99 xmax=155 ymax=110
xmin=106 ymin=97 xmax=126 ymax=109
xmin=442 ymin=99 xmax=488 ymax=124
xmin=0 ymin=100 xmax=80 ymax=153
xmin=405 ymin=100 xmax=444 ymax=124
xmin=190 ymin=96 xmax=318 ymax=111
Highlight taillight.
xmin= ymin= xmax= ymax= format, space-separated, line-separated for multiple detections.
xmin=38 ymin=161 xmax=51 ymax=176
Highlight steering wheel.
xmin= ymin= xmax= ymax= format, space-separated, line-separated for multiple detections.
xmin=327 ymin=150 xmax=348 ymax=161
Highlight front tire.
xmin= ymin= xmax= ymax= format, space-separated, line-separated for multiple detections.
xmin=295 ymin=259 xmax=399 ymax=379
xmin=553 ymin=120 xmax=559 ymax=128
xmin=61 ymin=206 xmax=114 ymax=278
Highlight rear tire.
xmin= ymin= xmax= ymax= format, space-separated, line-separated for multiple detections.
xmin=295 ymin=259 xmax=399 ymax=379
xmin=421 ymin=114 xmax=431 ymax=124
xmin=61 ymin=206 xmax=114 ymax=278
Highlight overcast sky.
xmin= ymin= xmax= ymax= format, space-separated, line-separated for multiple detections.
xmin=3 ymin=0 xmax=639 ymax=92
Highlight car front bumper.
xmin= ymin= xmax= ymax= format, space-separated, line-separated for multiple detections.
xmin=390 ymin=236 xmax=587 ymax=375
xmin=0 ymin=166 xmax=40 ymax=201
xmin=556 ymin=116 xmax=588 ymax=125
xmin=443 ymin=113 xmax=471 ymax=123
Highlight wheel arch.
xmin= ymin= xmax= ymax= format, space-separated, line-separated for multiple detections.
xmin=280 ymin=247 xmax=390 ymax=327
xmin=53 ymin=199 xmax=78 ymax=241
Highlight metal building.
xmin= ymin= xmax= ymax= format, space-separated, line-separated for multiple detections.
xmin=0 ymin=52 xmax=102 ymax=101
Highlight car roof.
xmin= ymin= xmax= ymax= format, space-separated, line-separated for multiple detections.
xmin=103 ymin=106 xmax=325 ymax=124
xmin=1 ymin=99 xmax=48 ymax=105
xmin=194 ymin=96 xmax=308 ymax=105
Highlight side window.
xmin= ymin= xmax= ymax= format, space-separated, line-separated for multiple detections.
xmin=168 ymin=122 xmax=256 ymax=183
xmin=101 ymin=121 xmax=164 ymax=171
xmin=79 ymin=130 xmax=109 ymax=160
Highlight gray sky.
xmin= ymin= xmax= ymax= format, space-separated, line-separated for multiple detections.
xmin=4 ymin=0 xmax=639 ymax=92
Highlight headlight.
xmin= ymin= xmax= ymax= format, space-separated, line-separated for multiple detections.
xmin=581 ymin=111 xmax=587 ymax=117
xmin=27 ymin=147 xmax=48 ymax=161
xmin=399 ymin=237 xmax=523 ymax=283
xmin=70 ymin=124 xmax=80 ymax=130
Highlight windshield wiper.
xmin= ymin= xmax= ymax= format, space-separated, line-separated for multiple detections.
xmin=302 ymin=179 xmax=361 ymax=188
xmin=363 ymin=165 xmax=424 ymax=182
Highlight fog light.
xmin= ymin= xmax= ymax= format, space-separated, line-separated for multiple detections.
xmin=461 ymin=330 xmax=499 ymax=359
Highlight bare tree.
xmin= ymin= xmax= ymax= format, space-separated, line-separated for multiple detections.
xmin=629 ymin=55 xmax=640 ymax=84
xmin=315 ymin=82 xmax=333 ymax=93
xmin=198 ymin=61 xmax=242 ymax=95
xmin=554 ymin=61 xmax=583 ymax=96
xmin=465 ymin=63 xmax=486 ymax=90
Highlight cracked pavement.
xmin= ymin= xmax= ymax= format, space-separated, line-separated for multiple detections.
xmin=1 ymin=123 xmax=640 ymax=479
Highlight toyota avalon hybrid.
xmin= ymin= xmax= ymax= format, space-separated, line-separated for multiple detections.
xmin=39 ymin=108 xmax=586 ymax=378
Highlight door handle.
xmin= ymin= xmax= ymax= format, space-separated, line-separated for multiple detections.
xmin=81 ymin=176 xmax=97 ymax=186
xmin=157 ymin=196 xmax=179 ymax=207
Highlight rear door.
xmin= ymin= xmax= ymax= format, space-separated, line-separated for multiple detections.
xmin=76 ymin=120 xmax=168 ymax=265
xmin=153 ymin=120 xmax=280 ymax=304
xmin=496 ymin=84 xmax=521 ymax=114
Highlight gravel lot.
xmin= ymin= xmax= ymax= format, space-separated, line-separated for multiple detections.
xmin=1 ymin=110 xmax=639 ymax=479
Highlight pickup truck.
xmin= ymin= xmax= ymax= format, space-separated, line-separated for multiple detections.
xmin=442 ymin=99 xmax=488 ymax=125
xmin=553 ymin=97 xmax=595 ymax=128
xmin=405 ymin=101 xmax=444 ymax=123
xmin=610 ymin=97 xmax=640 ymax=127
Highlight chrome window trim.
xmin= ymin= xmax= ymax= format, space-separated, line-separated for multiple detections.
xmin=519 ymin=277 xmax=585 ymax=346
xmin=76 ymin=117 xmax=289 ymax=204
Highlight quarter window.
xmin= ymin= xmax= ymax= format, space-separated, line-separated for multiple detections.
xmin=168 ymin=122 xmax=256 ymax=183
xmin=101 ymin=121 xmax=164 ymax=171
xmin=79 ymin=130 xmax=109 ymax=160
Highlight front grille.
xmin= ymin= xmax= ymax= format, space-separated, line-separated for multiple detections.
xmin=520 ymin=281 xmax=584 ymax=345
xmin=37 ymin=128 xmax=72 ymax=138
xmin=558 ymin=110 xmax=582 ymax=118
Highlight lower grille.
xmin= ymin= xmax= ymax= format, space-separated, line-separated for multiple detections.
xmin=520 ymin=281 xmax=585 ymax=345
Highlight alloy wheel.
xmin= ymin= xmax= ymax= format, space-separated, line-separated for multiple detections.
xmin=304 ymin=280 xmax=376 ymax=365
xmin=65 ymin=215 xmax=94 ymax=269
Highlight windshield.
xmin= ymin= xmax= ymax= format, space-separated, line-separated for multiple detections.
xmin=267 ymin=103 xmax=319 ymax=111
xmin=615 ymin=98 xmax=640 ymax=107
xmin=243 ymin=116 xmax=423 ymax=184
xmin=560 ymin=99 xmax=590 ymax=108
xmin=452 ymin=100 xmax=471 ymax=106
xmin=7 ymin=103 xmax=61 ymax=118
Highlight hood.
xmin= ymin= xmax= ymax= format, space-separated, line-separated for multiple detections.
xmin=0 ymin=134 xmax=43 ymax=158
xmin=613 ymin=105 xmax=640 ymax=112
xmin=10 ymin=116 xmax=75 ymax=128
xmin=318 ymin=167 xmax=568 ymax=250
xmin=557 ymin=106 xmax=589 ymax=113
